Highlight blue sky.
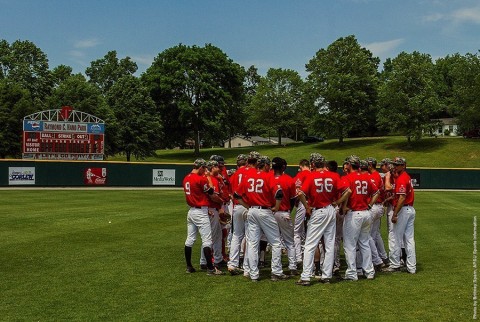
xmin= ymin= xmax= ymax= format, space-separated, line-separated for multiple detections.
xmin=1 ymin=0 xmax=479 ymax=77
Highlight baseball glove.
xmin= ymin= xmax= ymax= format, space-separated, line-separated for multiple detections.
xmin=219 ymin=212 xmax=232 ymax=225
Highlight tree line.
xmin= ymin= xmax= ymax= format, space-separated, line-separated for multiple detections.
xmin=1 ymin=35 xmax=479 ymax=160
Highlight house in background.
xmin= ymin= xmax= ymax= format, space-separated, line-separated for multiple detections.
xmin=431 ymin=118 xmax=459 ymax=136
xmin=224 ymin=135 xmax=297 ymax=148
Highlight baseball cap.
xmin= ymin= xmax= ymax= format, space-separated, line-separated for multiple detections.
xmin=236 ymin=154 xmax=248 ymax=162
xmin=258 ymin=155 xmax=271 ymax=165
xmin=392 ymin=157 xmax=406 ymax=166
xmin=379 ymin=158 xmax=391 ymax=166
xmin=366 ymin=157 xmax=377 ymax=165
xmin=345 ymin=155 xmax=360 ymax=165
xmin=359 ymin=160 xmax=369 ymax=170
xmin=310 ymin=152 xmax=325 ymax=164
xmin=194 ymin=158 xmax=207 ymax=168
xmin=210 ymin=155 xmax=225 ymax=165
xmin=206 ymin=160 xmax=219 ymax=168
xmin=271 ymin=157 xmax=285 ymax=170
xmin=248 ymin=151 xmax=260 ymax=160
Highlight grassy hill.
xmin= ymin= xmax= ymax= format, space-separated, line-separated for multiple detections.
xmin=110 ymin=136 xmax=480 ymax=168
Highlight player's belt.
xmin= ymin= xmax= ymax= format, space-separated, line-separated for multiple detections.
xmin=350 ymin=209 xmax=368 ymax=212
xmin=250 ymin=205 xmax=270 ymax=209
xmin=403 ymin=204 xmax=413 ymax=207
xmin=192 ymin=206 xmax=207 ymax=209
xmin=312 ymin=205 xmax=331 ymax=210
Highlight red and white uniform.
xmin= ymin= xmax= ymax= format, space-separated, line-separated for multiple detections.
xmin=368 ymin=170 xmax=388 ymax=262
xmin=293 ymin=169 xmax=310 ymax=263
xmin=236 ymin=170 xmax=284 ymax=280
xmin=183 ymin=173 xmax=213 ymax=249
xmin=343 ymin=171 xmax=379 ymax=280
xmin=298 ymin=170 xmax=339 ymax=281
xmin=273 ymin=173 xmax=297 ymax=270
xmin=389 ymin=171 xmax=416 ymax=273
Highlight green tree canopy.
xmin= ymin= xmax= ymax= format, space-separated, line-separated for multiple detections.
xmin=106 ymin=75 xmax=163 ymax=161
xmin=248 ymin=68 xmax=305 ymax=145
xmin=0 ymin=79 xmax=35 ymax=158
xmin=142 ymin=44 xmax=244 ymax=155
xmin=306 ymin=35 xmax=380 ymax=143
xmin=86 ymin=50 xmax=138 ymax=95
xmin=377 ymin=51 xmax=441 ymax=142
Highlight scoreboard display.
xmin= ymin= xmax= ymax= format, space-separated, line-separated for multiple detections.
xmin=22 ymin=111 xmax=105 ymax=160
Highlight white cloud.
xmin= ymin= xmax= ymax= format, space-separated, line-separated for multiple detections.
xmin=423 ymin=6 xmax=480 ymax=24
xmin=363 ymin=39 xmax=405 ymax=58
xmin=450 ymin=6 xmax=480 ymax=24
xmin=74 ymin=38 xmax=100 ymax=49
xmin=131 ymin=54 xmax=154 ymax=66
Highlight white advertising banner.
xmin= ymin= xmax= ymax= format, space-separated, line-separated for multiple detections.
xmin=152 ymin=169 xmax=176 ymax=185
xmin=9 ymin=167 xmax=36 ymax=185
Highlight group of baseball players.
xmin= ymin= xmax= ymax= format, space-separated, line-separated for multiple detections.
xmin=182 ymin=151 xmax=416 ymax=284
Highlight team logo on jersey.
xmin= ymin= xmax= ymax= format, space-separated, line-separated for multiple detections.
xmin=398 ymin=185 xmax=406 ymax=193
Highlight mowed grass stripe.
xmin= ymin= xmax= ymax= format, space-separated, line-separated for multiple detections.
xmin=0 ymin=190 xmax=476 ymax=321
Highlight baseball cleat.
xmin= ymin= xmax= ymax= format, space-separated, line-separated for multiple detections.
xmin=200 ymin=264 xmax=208 ymax=270
xmin=271 ymin=273 xmax=289 ymax=281
xmin=251 ymin=278 xmax=260 ymax=283
xmin=366 ymin=275 xmax=375 ymax=280
xmin=381 ymin=266 xmax=401 ymax=273
xmin=228 ymin=267 xmax=243 ymax=276
xmin=207 ymin=267 xmax=225 ymax=276
xmin=295 ymin=279 xmax=311 ymax=286
xmin=185 ymin=266 xmax=196 ymax=273
xmin=320 ymin=278 xmax=331 ymax=284
xmin=374 ymin=263 xmax=386 ymax=271
xmin=288 ymin=269 xmax=299 ymax=276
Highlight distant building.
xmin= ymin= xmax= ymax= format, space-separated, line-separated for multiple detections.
xmin=224 ymin=135 xmax=296 ymax=148
xmin=431 ymin=118 xmax=459 ymax=136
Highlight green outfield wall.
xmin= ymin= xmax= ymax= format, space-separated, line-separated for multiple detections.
xmin=1 ymin=159 xmax=479 ymax=189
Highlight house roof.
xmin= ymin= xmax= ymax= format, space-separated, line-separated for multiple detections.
xmin=433 ymin=118 xmax=458 ymax=125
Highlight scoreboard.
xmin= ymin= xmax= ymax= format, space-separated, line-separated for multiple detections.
xmin=22 ymin=111 xmax=105 ymax=160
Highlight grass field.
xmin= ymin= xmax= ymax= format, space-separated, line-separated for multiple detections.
xmin=109 ymin=136 xmax=480 ymax=169
xmin=0 ymin=189 xmax=477 ymax=321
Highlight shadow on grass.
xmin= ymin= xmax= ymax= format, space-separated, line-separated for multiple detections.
xmin=320 ymin=138 xmax=389 ymax=150
xmin=384 ymin=138 xmax=448 ymax=152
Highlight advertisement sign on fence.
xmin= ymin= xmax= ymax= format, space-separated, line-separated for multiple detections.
xmin=153 ymin=169 xmax=176 ymax=185
xmin=9 ymin=167 xmax=35 ymax=185
xmin=84 ymin=168 xmax=107 ymax=185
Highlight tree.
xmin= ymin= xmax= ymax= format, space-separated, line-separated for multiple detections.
xmin=86 ymin=51 xmax=138 ymax=95
xmin=142 ymin=44 xmax=244 ymax=155
xmin=377 ymin=51 xmax=441 ymax=142
xmin=0 ymin=39 xmax=52 ymax=107
xmin=0 ymin=79 xmax=35 ymax=158
xmin=306 ymin=35 xmax=380 ymax=143
xmin=434 ymin=53 xmax=480 ymax=132
xmin=47 ymin=74 xmax=118 ymax=156
xmin=51 ymin=65 xmax=74 ymax=88
xmin=248 ymin=68 xmax=305 ymax=145
xmin=106 ymin=75 xmax=163 ymax=161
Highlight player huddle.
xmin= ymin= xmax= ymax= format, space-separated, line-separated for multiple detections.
xmin=182 ymin=152 xmax=416 ymax=284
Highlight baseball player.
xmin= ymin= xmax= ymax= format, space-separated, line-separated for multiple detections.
xmin=326 ymin=160 xmax=343 ymax=275
xmin=293 ymin=159 xmax=311 ymax=266
xmin=199 ymin=160 xmax=226 ymax=269
xmin=366 ymin=157 xmax=388 ymax=267
xmin=183 ymin=158 xmax=223 ymax=275
xmin=271 ymin=157 xmax=298 ymax=275
xmin=384 ymin=157 xmax=416 ymax=274
xmin=227 ymin=154 xmax=249 ymax=275
xmin=342 ymin=156 xmax=379 ymax=281
xmin=234 ymin=155 xmax=288 ymax=282
xmin=295 ymin=153 xmax=347 ymax=286
xmin=379 ymin=158 xmax=397 ymax=265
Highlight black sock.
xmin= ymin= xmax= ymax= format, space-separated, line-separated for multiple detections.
xmin=185 ymin=246 xmax=193 ymax=267
xmin=401 ymin=248 xmax=407 ymax=263
xmin=203 ymin=247 xmax=214 ymax=270
xmin=315 ymin=261 xmax=320 ymax=274
xmin=259 ymin=240 xmax=267 ymax=261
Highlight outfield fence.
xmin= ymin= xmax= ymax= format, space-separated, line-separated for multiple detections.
xmin=1 ymin=159 xmax=479 ymax=189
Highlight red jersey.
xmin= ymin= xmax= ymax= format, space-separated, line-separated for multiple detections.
xmin=183 ymin=172 xmax=210 ymax=207
xmin=273 ymin=173 xmax=297 ymax=211
xmin=369 ymin=171 xmax=384 ymax=203
xmin=300 ymin=170 xmax=340 ymax=208
xmin=206 ymin=175 xmax=222 ymax=209
xmin=346 ymin=172 xmax=379 ymax=211
xmin=294 ymin=169 xmax=310 ymax=188
xmin=216 ymin=174 xmax=230 ymax=203
xmin=236 ymin=170 xmax=281 ymax=207
xmin=393 ymin=171 xmax=414 ymax=206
